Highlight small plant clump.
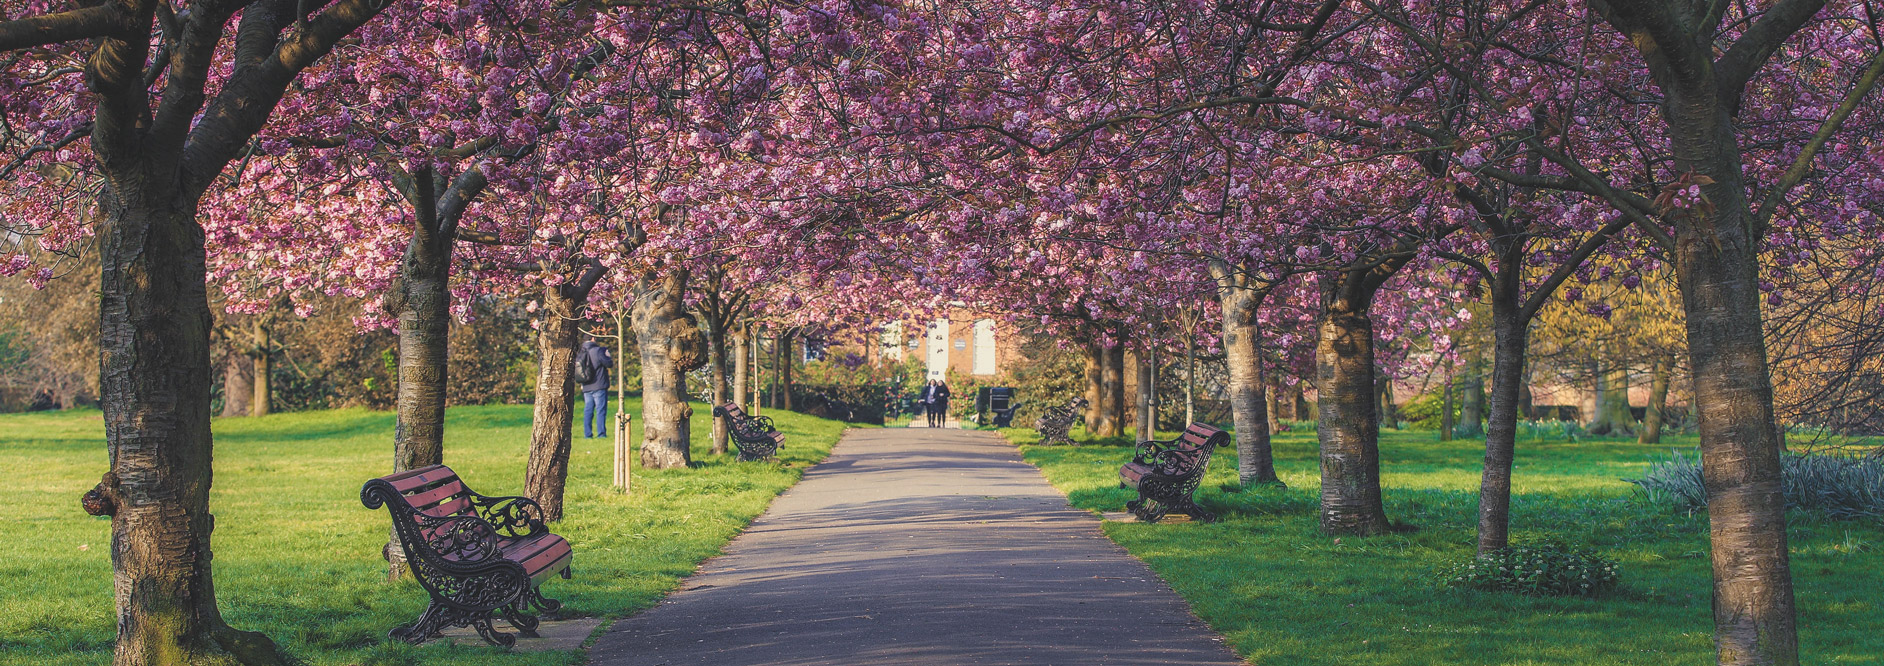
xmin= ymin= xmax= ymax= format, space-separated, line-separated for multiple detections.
xmin=1441 ymin=541 xmax=1620 ymax=597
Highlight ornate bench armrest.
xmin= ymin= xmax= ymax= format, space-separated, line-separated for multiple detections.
xmin=1131 ymin=437 xmax=1181 ymax=466
xmin=467 ymin=493 xmax=549 ymax=539
xmin=750 ymin=415 xmax=776 ymax=432
xmin=409 ymin=512 xmax=506 ymax=567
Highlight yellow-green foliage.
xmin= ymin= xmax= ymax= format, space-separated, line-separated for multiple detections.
xmin=1008 ymin=425 xmax=1882 ymax=665
xmin=0 ymin=401 xmax=855 ymax=666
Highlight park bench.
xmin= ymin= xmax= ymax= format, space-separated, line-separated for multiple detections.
xmin=361 ymin=465 xmax=572 ymax=647
xmin=713 ymin=402 xmax=786 ymax=461
xmin=1118 ymin=423 xmax=1229 ymax=523
xmin=1033 ymin=397 xmax=1089 ymax=445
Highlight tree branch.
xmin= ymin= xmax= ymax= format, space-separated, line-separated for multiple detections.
xmin=0 ymin=4 xmax=122 ymax=51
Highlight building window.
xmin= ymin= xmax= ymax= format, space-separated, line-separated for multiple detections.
xmin=973 ymin=319 xmax=997 ymax=375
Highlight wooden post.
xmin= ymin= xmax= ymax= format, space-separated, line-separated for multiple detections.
xmin=613 ymin=311 xmax=632 ymax=493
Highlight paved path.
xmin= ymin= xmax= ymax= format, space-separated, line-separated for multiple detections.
xmin=588 ymin=428 xmax=1243 ymax=666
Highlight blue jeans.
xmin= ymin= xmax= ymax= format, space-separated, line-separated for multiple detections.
xmin=583 ymin=390 xmax=608 ymax=438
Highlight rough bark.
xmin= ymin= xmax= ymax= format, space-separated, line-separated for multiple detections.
xmin=1477 ymin=293 xmax=1528 ymax=554
xmin=1214 ymin=268 xmax=1280 ymax=486
xmin=522 ymin=284 xmax=582 ymax=522
xmin=1641 ymin=355 xmax=1673 ymax=444
xmin=219 ymin=354 xmax=251 ymax=418
xmin=1578 ymin=5 xmax=1805 ymax=657
xmin=248 ymin=320 xmax=270 ymax=417
xmin=1134 ymin=347 xmax=1154 ymax=442
xmin=1377 ymin=377 xmax=1397 ymax=430
xmin=778 ymin=330 xmax=795 ymax=411
xmin=1588 ymin=356 xmax=1637 ymax=436
xmin=1183 ymin=330 xmax=1197 ymax=425
xmin=1098 ymin=342 xmax=1126 ymax=438
xmin=92 ymin=199 xmax=289 ymax=666
xmin=730 ymin=326 xmax=750 ymax=448
xmin=390 ymin=216 xmax=453 ymax=477
xmin=634 ymin=269 xmax=704 ymax=469
xmin=1459 ymin=353 xmax=1484 ymax=435
xmin=1316 ymin=267 xmax=1395 ymax=536
xmin=703 ymin=314 xmax=731 ymax=455
xmin=1082 ymin=340 xmax=1105 ymax=434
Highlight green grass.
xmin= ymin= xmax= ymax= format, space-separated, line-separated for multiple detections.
xmin=1002 ymin=423 xmax=1883 ymax=665
xmin=0 ymin=399 xmax=856 ymax=666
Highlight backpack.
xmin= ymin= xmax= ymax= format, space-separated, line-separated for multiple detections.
xmin=575 ymin=350 xmax=598 ymax=385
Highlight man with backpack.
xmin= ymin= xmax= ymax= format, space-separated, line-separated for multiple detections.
xmin=577 ymin=336 xmax=615 ymax=438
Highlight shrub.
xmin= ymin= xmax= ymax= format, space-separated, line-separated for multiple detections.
xmin=1627 ymin=450 xmax=1884 ymax=520
xmin=1441 ymin=541 xmax=1620 ymax=597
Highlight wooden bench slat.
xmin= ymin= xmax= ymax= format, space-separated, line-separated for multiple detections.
xmin=386 ymin=465 xmax=455 ymax=492
xmin=404 ymin=479 xmax=468 ymax=511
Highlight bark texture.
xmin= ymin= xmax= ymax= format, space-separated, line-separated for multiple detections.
xmin=95 ymin=199 xmax=288 ymax=666
xmin=1476 ymin=296 xmax=1529 ymax=554
xmin=1214 ymin=265 xmax=1280 ymax=486
xmin=523 ymin=284 xmax=583 ymax=522
xmin=219 ymin=354 xmax=251 ymax=418
xmin=247 ymin=320 xmax=270 ymax=417
xmin=1459 ymin=353 xmax=1484 ymax=435
xmin=1134 ymin=348 xmax=1154 ymax=442
xmin=1587 ymin=356 xmax=1637 ymax=436
xmin=1640 ymin=355 xmax=1673 ymax=444
xmin=635 ymin=269 xmax=704 ymax=469
xmin=1315 ymin=264 xmax=1399 ymax=536
xmin=1581 ymin=5 xmax=1804 ymax=658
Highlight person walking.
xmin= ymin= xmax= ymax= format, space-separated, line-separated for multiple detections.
xmin=577 ymin=336 xmax=615 ymax=438
xmin=918 ymin=380 xmax=938 ymax=427
xmin=928 ymin=380 xmax=953 ymax=428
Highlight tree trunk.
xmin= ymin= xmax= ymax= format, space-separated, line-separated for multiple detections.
xmin=1135 ymin=346 xmax=1154 ymax=442
xmin=1640 ymin=354 xmax=1672 ymax=444
xmin=1676 ymin=214 xmax=1797 ymax=665
xmin=1460 ymin=352 xmax=1484 ymax=436
xmin=219 ymin=354 xmax=251 ymax=418
xmin=769 ymin=330 xmax=783 ymax=410
xmin=523 ymin=284 xmax=582 ymax=522
xmin=635 ymin=269 xmax=701 ymax=469
xmin=385 ymin=215 xmax=459 ymax=570
xmin=1218 ymin=280 xmax=1280 ymax=486
xmin=1441 ymin=374 xmax=1455 ymax=442
xmin=1082 ymin=340 xmax=1105 ymax=434
xmin=1316 ymin=279 xmax=1391 ymax=536
xmin=391 ymin=221 xmax=453 ymax=476
xmin=1378 ymin=376 xmax=1398 ymax=430
xmin=92 ymin=199 xmax=288 ymax=666
xmin=779 ymin=331 xmax=795 ymax=411
xmin=1477 ymin=285 xmax=1529 ymax=554
xmin=1588 ymin=355 xmax=1636 ymax=436
xmin=1098 ymin=342 xmax=1126 ymax=438
xmin=1184 ymin=330 xmax=1197 ymax=425
xmin=731 ymin=325 xmax=749 ymax=427
xmin=1518 ymin=365 xmax=1535 ymax=420
xmin=248 ymin=319 xmax=270 ymax=418
xmin=1266 ymin=384 xmax=1282 ymax=433
xmin=705 ymin=314 xmax=731 ymax=455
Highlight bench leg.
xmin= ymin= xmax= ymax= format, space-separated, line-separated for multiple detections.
xmin=500 ymin=604 xmax=542 ymax=638
xmin=391 ymin=600 xmax=516 ymax=647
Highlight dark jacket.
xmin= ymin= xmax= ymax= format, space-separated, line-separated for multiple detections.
xmin=929 ymin=385 xmax=951 ymax=405
xmin=579 ymin=341 xmax=614 ymax=393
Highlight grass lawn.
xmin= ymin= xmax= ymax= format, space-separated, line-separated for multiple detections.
xmin=1002 ymin=424 xmax=1883 ymax=665
xmin=1 ymin=399 xmax=855 ymax=666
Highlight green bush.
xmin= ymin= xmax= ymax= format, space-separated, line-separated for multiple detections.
xmin=1440 ymin=541 xmax=1620 ymax=597
xmin=1628 ymin=450 xmax=1884 ymax=520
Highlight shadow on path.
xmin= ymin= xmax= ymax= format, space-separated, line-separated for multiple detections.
xmin=587 ymin=428 xmax=1243 ymax=666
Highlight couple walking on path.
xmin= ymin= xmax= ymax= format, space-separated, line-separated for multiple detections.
xmin=919 ymin=379 xmax=951 ymax=427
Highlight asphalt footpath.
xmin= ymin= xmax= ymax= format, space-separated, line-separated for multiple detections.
xmin=586 ymin=427 xmax=1245 ymax=666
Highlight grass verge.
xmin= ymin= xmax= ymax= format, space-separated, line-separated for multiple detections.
xmin=1002 ymin=423 xmax=1882 ymax=665
xmin=2 ymin=399 xmax=853 ymax=666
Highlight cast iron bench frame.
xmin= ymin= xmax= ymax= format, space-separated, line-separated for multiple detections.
xmin=1033 ymin=397 xmax=1089 ymax=445
xmin=362 ymin=464 xmax=572 ymax=647
xmin=1118 ymin=423 xmax=1228 ymax=523
xmin=713 ymin=402 xmax=786 ymax=461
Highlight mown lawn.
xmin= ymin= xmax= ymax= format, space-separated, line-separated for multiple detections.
xmin=1 ymin=400 xmax=855 ymax=666
xmin=1002 ymin=424 xmax=1883 ymax=665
